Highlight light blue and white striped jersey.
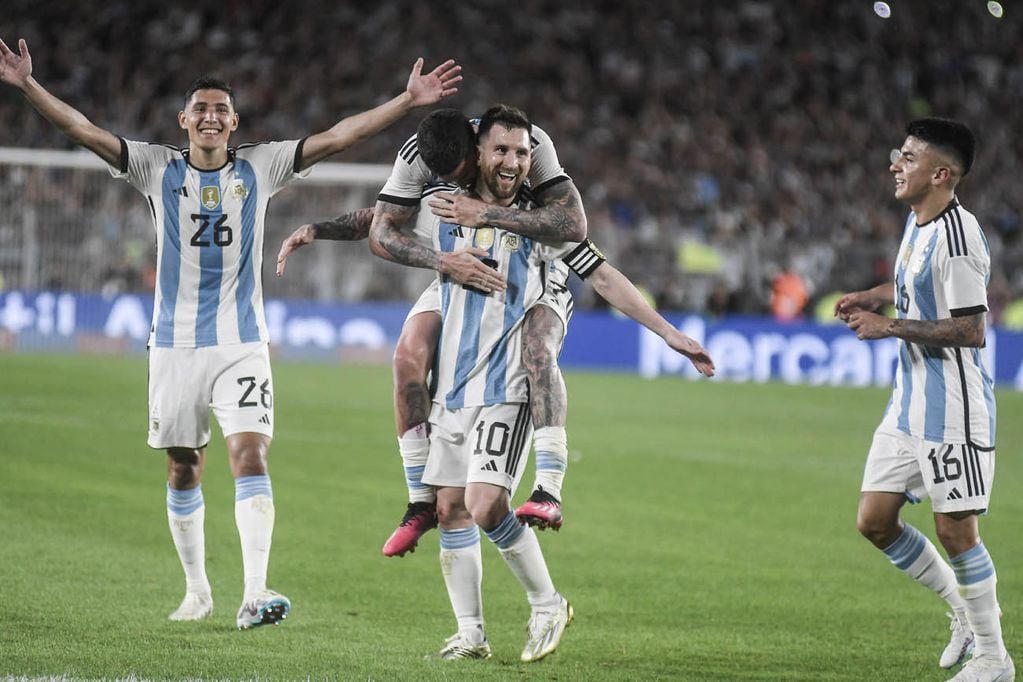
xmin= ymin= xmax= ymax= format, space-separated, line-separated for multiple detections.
xmin=881 ymin=199 xmax=996 ymax=447
xmin=109 ymin=139 xmax=308 ymax=348
xmin=422 ymin=187 xmax=574 ymax=409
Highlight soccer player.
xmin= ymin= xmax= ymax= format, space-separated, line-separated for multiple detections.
xmin=836 ymin=118 xmax=1014 ymax=681
xmin=422 ymin=104 xmax=583 ymax=662
xmin=276 ymin=109 xmax=714 ymax=558
xmin=0 ymin=35 xmax=461 ymax=628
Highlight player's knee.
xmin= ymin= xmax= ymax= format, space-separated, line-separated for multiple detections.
xmin=856 ymin=508 xmax=899 ymax=547
xmin=466 ymin=501 xmax=505 ymax=531
xmin=226 ymin=435 xmax=269 ymax=477
xmin=436 ymin=498 xmax=469 ymax=526
xmin=167 ymin=447 xmax=202 ymax=487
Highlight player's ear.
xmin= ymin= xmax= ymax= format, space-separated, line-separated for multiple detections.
xmin=230 ymin=112 xmax=239 ymax=131
xmin=178 ymin=110 xmax=188 ymax=130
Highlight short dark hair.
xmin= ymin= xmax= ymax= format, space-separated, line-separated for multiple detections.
xmin=183 ymin=76 xmax=235 ymax=109
xmin=416 ymin=109 xmax=476 ymax=176
xmin=476 ymin=104 xmax=532 ymax=142
xmin=905 ymin=117 xmax=975 ymax=176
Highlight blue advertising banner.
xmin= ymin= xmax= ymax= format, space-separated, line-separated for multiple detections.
xmin=3 ymin=291 xmax=1022 ymax=389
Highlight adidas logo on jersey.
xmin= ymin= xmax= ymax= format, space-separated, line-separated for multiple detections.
xmin=258 ymin=414 xmax=271 ymax=426
xmin=947 ymin=487 xmax=963 ymax=501
xmin=480 ymin=460 xmax=498 ymax=472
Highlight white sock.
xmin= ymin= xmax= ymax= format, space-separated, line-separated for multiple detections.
xmin=532 ymin=426 xmax=567 ymax=501
xmin=439 ymin=526 xmax=485 ymax=641
xmin=951 ymin=542 xmax=1007 ymax=659
xmin=484 ymin=512 xmax=558 ymax=610
xmin=235 ymin=475 xmax=275 ymax=599
xmin=882 ymin=524 xmax=965 ymax=611
xmin=399 ymin=424 xmax=435 ymax=504
xmin=166 ymin=485 xmax=211 ymax=595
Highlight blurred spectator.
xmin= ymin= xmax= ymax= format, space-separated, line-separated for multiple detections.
xmin=1 ymin=0 xmax=1021 ymax=321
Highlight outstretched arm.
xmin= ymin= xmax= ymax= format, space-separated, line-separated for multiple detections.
xmin=428 ymin=179 xmax=587 ymax=243
xmin=0 ymin=37 xmax=120 ymax=167
xmin=588 ymin=262 xmax=715 ymax=376
xmin=369 ymin=199 xmax=507 ymax=291
xmin=298 ymin=58 xmax=461 ymax=170
xmin=276 ymin=207 xmax=376 ymax=276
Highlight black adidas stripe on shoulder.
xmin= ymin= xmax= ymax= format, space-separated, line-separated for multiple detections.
xmin=399 ymin=134 xmax=419 ymax=164
xmin=941 ymin=203 xmax=968 ymax=258
xmin=422 ymin=182 xmax=458 ymax=198
xmin=562 ymin=239 xmax=607 ymax=280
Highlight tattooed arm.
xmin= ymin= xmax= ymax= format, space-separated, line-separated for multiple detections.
xmin=846 ymin=310 xmax=986 ymax=347
xmin=275 ymin=207 xmax=375 ymax=276
xmin=369 ymin=199 xmax=507 ymax=291
xmin=426 ymin=179 xmax=587 ymax=242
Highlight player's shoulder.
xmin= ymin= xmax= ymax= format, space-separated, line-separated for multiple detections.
xmin=937 ymin=199 xmax=988 ymax=258
xmin=233 ymin=139 xmax=294 ymax=157
xmin=530 ymin=122 xmax=552 ymax=148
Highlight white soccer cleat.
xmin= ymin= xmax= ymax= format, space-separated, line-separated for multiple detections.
xmin=236 ymin=590 xmax=291 ymax=630
xmin=429 ymin=632 xmax=492 ymax=660
xmin=168 ymin=592 xmax=213 ymax=621
xmin=947 ymin=653 xmax=1015 ymax=681
xmin=941 ymin=612 xmax=976 ymax=668
xmin=521 ymin=595 xmax=573 ymax=662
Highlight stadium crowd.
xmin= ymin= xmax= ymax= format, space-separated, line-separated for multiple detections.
xmin=2 ymin=0 xmax=1022 ymax=324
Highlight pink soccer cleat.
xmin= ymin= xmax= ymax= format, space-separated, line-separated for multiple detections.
xmin=382 ymin=501 xmax=437 ymax=557
xmin=514 ymin=488 xmax=563 ymax=531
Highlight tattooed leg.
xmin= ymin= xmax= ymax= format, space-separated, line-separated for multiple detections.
xmin=521 ymin=305 xmax=569 ymax=501
xmin=391 ymin=311 xmax=441 ymax=505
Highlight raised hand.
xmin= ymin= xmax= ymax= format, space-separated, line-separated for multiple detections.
xmin=0 ymin=37 xmax=32 ymax=90
xmin=405 ymin=58 xmax=462 ymax=107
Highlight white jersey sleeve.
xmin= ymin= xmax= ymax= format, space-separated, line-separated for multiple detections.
xmin=527 ymin=123 xmax=572 ymax=195
xmin=934 ymin=208 xmax=990 ymax=316
xmin=377 ymin=133 xmax=433 ymax=207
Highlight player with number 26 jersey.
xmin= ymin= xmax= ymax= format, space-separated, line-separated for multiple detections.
xmin=111 ymin=139 xmax=308 ymax=348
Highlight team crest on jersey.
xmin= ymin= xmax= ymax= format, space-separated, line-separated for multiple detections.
xmin=474 ymin=227 xmax=496 ymax=249
xmin=900 ymin=243 xmax=913 ymax=269
xmin=201 ymin=186 xmax=221 ymax=209
xmin=501 ymin=234 xmax=520 ymax=252
xmin=229 ymin=178 xmax=249 ymax=201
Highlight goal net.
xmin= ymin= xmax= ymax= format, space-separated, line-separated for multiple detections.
xmin=0 ymin=146 xmax=435 ymax=305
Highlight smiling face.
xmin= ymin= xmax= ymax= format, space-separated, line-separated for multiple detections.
xmin=475 ymin=124 xmax=531 ymax=205
xmin=178 ymin=88 xmax=239 ymax=155
xmin=889 ymin=135 xmax=952 ymax=206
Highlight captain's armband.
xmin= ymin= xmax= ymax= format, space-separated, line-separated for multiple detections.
xmin=562 ymin=239 xmax=606 ymax=280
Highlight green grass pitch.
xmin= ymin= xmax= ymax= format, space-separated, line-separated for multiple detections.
xmin=1 ymin=353 xmax=1019 ymax=680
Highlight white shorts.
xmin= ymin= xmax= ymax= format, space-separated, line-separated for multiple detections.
xmin=147 ymin=342 xmax=274 ymax=449
xmin=861 ymin=425 xmax=995 ymax=514
xmin=423 ymin=401 xmax=533 ymax=493
xmin=406 ymin=270 xmax=573 ymax=331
